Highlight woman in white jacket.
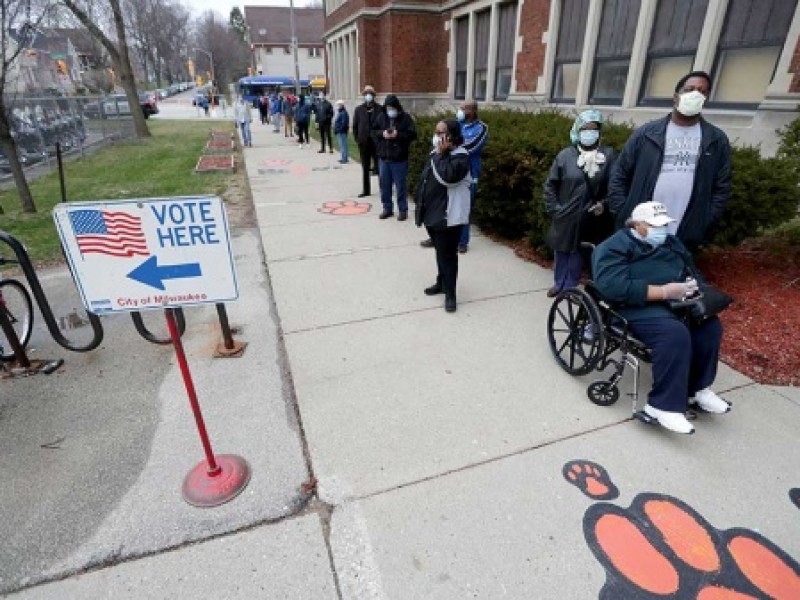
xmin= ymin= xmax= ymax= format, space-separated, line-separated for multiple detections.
xmin=414 ymin=120 xmax=472 ymax=312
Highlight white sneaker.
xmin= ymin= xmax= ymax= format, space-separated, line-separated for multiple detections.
xmin=644 ymin=404 xmax=695 ymax=434
xmin=691 ymin=388 xmax=731 ymax=414
xmin=298 ymin=143 xmax=303 ymax=149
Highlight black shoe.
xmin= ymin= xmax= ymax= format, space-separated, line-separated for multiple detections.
xmin=424 ymin=283 xmax=443 ymax=296
xmin=318 ymin=149 xmax=325 ymax=153
xmin=357 ymin=192 xmax=370 ymax=198
xmin=397 ymin=212 xmax=408 ymax=221
xmin=371 ymin=170 xmax=379 ymax=176
xmin=420 ymin=238 xmax=434 ymax=248
xmin=379 ymin=210 xmax=393 ymax=219
xmin=445 ymin=297 xmax=457 ymax=312
xmin=547 ymin=287 xmax=559 ymax=298
xmin=457 ymin=245 xmax=468 ymax=254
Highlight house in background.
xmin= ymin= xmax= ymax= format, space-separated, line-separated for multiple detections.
xmin=244 ymin=6 xmax=326 ymax=82
xmin=324 ymin=0 xmax=800 ymax=153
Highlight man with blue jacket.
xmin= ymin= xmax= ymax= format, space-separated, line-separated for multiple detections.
xmin=420 ymin=101 xmax=488 ymax=252
xmin=607 ymin=71 xmax=731 ymax=251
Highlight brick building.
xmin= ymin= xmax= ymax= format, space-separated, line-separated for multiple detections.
xmin=324 ymin=0 xmax=800 ymax=152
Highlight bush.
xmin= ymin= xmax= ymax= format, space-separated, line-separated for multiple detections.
xmin=405 ymin=108 xmax=800 ymax=249
xmin=711 ymin=146 xmax=800 ymax=246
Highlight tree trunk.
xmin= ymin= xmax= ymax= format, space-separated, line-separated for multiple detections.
xmin=62 ymin=0 xmax=151 ymax=139
xmin=0 ymin=105 xmax=36 ymax=214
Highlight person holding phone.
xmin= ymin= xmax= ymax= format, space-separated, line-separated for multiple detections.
xmin=372 ymin=95 xmax=417 ymax=220
xmin=414 ymin=120 xmax=472 ymax=312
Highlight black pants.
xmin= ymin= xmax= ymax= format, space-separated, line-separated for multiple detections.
xmin=426 ymin=225 xmax=464 ymax=299
xmin=319 ymin=123 xmax=333 ymax=151
xmin=297 ymin=122 xmax=310 ymax=144
xmin=358 ymin=141 xmax=377 ymax=195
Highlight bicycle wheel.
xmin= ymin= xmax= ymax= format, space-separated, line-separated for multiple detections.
xmin=0 ymin=278 xmax=34 ymax=361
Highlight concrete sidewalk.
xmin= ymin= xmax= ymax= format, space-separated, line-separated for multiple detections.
xmin=5 ymin=116 xmax=800 ymax=598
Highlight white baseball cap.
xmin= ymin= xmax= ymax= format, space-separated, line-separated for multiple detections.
xmin=630 ymin=201 xmax=676 ymax=226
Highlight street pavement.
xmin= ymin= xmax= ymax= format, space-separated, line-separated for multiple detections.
xmin=2 ymin=101 xmax=799 ymax=599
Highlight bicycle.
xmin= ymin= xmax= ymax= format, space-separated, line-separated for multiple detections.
xmin=0 ymin=255 xmax=34 ymax=361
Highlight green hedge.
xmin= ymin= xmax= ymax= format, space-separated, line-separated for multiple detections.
xmin=406 ymin=108 xmax=800 ymax=249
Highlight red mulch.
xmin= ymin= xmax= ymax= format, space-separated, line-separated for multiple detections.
xmin=503 ymin=234 xmax=800 ymax=387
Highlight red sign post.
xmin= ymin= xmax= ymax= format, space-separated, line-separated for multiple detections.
xmin=165 ymin=308 xmax=251 ymax=507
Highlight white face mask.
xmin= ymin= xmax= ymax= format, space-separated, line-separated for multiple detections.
xmin=431 ymin=134 xmax=441 ymax=149
xmin=645 ymin=225 xmax=669 ymax=246
xmin=364 ymin=94 xmax=374 ymax=103
xmin=677 ymin=90 xmax=706 ymax=117
xmin=386 ymin=108 xmax=398 ymax=119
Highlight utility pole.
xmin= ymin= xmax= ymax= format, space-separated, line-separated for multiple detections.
xmin=289 ymin=0 xmax=301 ymax=97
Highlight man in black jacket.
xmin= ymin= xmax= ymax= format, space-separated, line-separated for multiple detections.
xmin=372 ymin=94 xmax=418 ymax=221
xmin=315 ymin=93 xmax=335 ymax=153
xmin=351 ymin=85 xmax=380 ymax=197
xmin=607 ymin=71 xmax=731 ymax=251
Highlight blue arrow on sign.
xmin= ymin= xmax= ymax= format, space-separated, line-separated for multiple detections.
xmin=127 ymin=256 xmax=202 ymax=290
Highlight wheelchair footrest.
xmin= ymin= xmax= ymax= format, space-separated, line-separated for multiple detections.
xmin=633 ymin=410 xmax=657 ymax=425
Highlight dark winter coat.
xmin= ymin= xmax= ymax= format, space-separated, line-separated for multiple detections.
xmin=371 ymin=111 xmax=417 ymax=162
xmin=352 ymin=101 xmax=380 ymax=146
xmin=314 ymin=99 xmax=334 ymax=125
xmin=591 ymin=228 xmax=700 ymax=323
xmin=414 ymin=149 xmax=471 ymax=230
xmin=333 ymin=108 xmax=350 ymax=134
xmin=607 ymin=114 xmax=732 ymax=250
xmin=294 ymin=101 xmax=312 ymax=125
xmin=544 ymin=145 xmax=617 ymax=252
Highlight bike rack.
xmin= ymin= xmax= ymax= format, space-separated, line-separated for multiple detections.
xmin=0 ymin=230 xmax=103 ymax=353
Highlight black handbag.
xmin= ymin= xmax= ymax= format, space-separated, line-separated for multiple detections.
xmin=670 ymin=283 xmax=733 ymax=323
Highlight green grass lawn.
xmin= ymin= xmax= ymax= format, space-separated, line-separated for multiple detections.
xmin=0 ymin=121 xmax=234 ymax=263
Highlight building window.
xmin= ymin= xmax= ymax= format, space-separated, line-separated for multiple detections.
xmin=494 ymin=2 xmax=517 ymax=100
xmin=710 ymin=0 xmax=798 ymax=106
xmin=284 ymin=47 xmax=292 ymax=55
xmin=308 ymin=47 xmax=322 ymax=58
xmin=589 ymin=0 xmax=641 ymax=105
xmin=265 ymin=47 xmax=273 ymax=54
xmin=454 ymin=16 xmax=468 ymax=99
xmin=552 ymin=0 xmax=589 ymax=102
xmin=473 ymin=10 xmax=490 ymax=101
xmin=639 ymin=0 xmax=708 ymax=105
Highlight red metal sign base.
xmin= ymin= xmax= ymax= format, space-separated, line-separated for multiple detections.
xmin=182 ymin=454 xmax=251 ymax=507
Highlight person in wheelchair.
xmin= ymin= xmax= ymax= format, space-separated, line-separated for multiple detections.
xmin=591 ymin=201 xmax=731 ymax=434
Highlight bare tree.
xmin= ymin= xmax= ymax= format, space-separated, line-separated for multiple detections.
xmin=61 ymin=0 xmax=150 ymax=138
xmin=193 ymin=11 xmax=248 ymax=93
xmin=0 ymin=1 xmax=58 ymax=213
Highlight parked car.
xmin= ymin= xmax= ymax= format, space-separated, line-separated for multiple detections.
xmin=139 ymin=92 xmax=159 ymax=118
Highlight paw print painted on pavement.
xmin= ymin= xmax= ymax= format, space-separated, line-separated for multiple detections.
xmin=564 ymin=462 xmax=800 ymax=599
xmin=261 ymin=158 xmax=292 ymax=168
xmin=317 ymin=200 xmax=372 ymax=216
xmin=790 ymin=488 xmax=800 ymax=510
xmin=563 ymin=460 xmax=619 ymax=500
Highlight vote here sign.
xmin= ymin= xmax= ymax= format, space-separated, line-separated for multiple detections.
xmin=53 ymin=196 xmax=238 ymax=314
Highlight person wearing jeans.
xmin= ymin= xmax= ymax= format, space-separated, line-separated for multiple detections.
xmin=234 ymin=97 xmax=253 ymax=147
xmin=333 ymin=100 xmax=350 ymax=163
xmin=371 ymin=94 xmax=417 ymax=220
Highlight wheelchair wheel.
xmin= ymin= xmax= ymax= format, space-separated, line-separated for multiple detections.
xmin=547 ymin=288 xmax=605 ymax=376
xmin=587 ymin=381 xmax=620 ymax=406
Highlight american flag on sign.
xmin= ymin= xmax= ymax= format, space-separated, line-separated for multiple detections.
xmin=69 ymin=210 xmax=149 ymax=257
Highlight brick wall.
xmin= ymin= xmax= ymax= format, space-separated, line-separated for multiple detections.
xmin=515 ymin=0 xmax=551 ymax=93
xmin=359 ymin=12 xmax=447 ymax=94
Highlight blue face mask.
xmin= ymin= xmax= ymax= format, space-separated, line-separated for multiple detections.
xmin=645 ymin=225 xmax=669 ymax=246
xmin=386 ymin=108 xmax=398 ymax=119
xmin=578 ymin=129 xmax=600 ymax=147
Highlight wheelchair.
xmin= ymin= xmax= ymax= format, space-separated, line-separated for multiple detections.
xmin=546 ymin=282 xmax=660 ymax=424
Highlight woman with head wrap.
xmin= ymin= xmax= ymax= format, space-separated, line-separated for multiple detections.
xmin=543 ymin=109 xmax=616 ymax=297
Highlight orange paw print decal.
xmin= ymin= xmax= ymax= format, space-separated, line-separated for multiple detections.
xmin=563 ymin=460 xmax=619 ymax=500
xmin=261 ymin=158 xmax=291 ymax=168
xmin=565 ymin=462 xmax=800 ymax=599
xmin=317 ymin=200 xmax=372 ymax=216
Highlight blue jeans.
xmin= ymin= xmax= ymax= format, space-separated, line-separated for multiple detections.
xmin=458 ymin=183 xmax=477 ymax=247
xmin=379 ymin=159 xmax=409 ymax=213
xmin=239 ymin=121 xmax=251 ymax=146
xmin=553 ymin=250 xmax=583 ymax=291
xmin=336 ymin=133 xmax=349 ymax=162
